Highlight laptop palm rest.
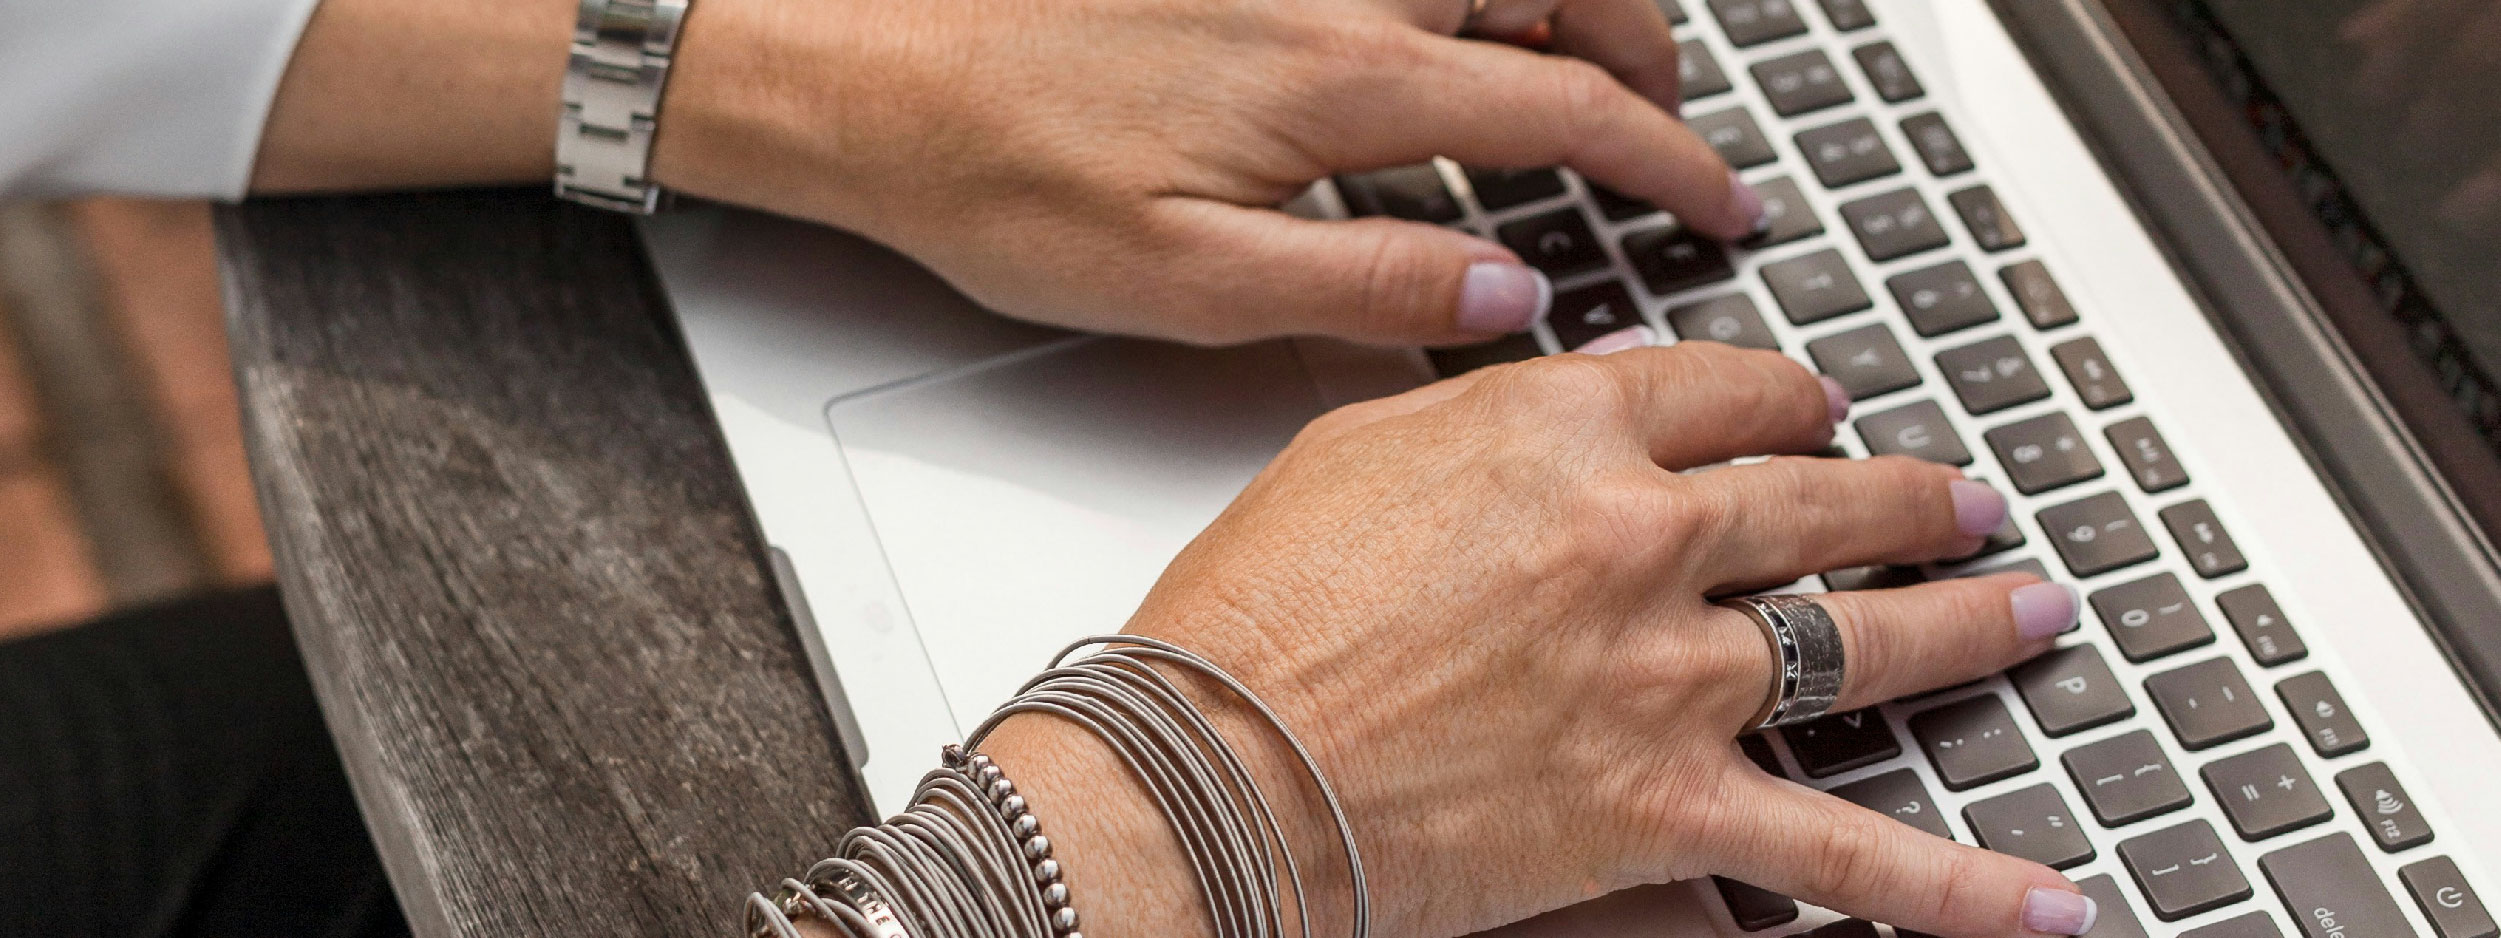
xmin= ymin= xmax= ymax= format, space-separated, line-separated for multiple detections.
xmin=825 ymin=336 xmax=1325 ymax=727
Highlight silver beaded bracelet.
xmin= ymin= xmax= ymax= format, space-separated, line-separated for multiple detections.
xmin=743 ymin=635 xmax=1369 ymax=938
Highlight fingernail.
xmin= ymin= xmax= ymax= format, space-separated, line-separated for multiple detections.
xmin=2012 ymin=581 xmax=2083 ymax=642
xmin=1727 ymin=169 xmax=1770 ymax=240
xmin=1820 ymin=376 xmax=1850 ymax=423
xmin=2022 ymin=886 xmax=2097 ymax=936
xmin=1949 ymin=479 xmax=2008 ymax=537
xmin=1574 ymin=325 xmax=1654 ymax=355
xmin=1458 ymin=262 xmax=1550 ymax=334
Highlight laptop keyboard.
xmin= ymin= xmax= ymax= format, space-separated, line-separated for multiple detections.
xmin=1325 ymin=4 xmax=2495 ymax=938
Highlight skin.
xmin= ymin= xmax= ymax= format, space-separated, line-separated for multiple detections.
xmin=970 ymin=343 xmax=2082 ymax=938
xmin=246 ymin=2 xmax=2088 ymax=934
xmin=250 ymin=0 xmax=1752 ymax=345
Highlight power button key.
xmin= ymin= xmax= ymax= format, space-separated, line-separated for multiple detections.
xmin=2402 ymin=857 xmax=2497 ymax=938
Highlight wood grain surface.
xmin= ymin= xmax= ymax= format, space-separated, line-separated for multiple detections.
xmin=214 ymin=189 xmax=868 ymax=938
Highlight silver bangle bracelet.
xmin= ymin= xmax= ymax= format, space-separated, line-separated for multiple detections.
xmin=744 ymin=635 xmax=1369 ymax=938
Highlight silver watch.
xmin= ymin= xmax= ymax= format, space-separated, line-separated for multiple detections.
xmin=555 ymin=0 xmax=691 ymax=213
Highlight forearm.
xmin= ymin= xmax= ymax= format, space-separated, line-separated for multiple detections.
xmin=249 ymin=0 xmax=573 ymax=191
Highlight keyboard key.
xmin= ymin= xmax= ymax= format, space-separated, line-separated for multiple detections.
xmin=1808 ymin=920 xmax=1881 ymax=938
xmin=2121 ymin=819 xmax=2253 ymax=920
xmin=1740 ymin=732 xmax=1785 ymax=775
xmin=1900 ymin=112 xmax=1973 ymax=176
xmin=2106 ymin=417 xmax=2189 ymax=493
xmin=1950 ymin=504 xmax=2027 ymax=561
xmin=1785 ymin=707 xmax=1901 ymax=778
xmin=2002 ymin=260 xmax=2081 ymax=329
xmin=1856 ymin=401 xmax=1972 ymax=465
xmin=1465 ymin=167 xmax=1568 ymax=211
xmin=1659 ymin=0 xmax=1688 ymax=23
xmin=2276 ymin=671 xmax=2368 ymax=757
xmin=1427 ymin=333 xmax=1541 ymax=378
xmin=1624 ymin=222 xmax=1736 ymax=296
xmin=2011 ymin=644 xmax=2135 ymax=736
xmin=2039 ymin=491 xmax=2159 ymax=577
xmin=2335 ymin=762 xmax=2431 ymax=852
xmin=2401 ymin=858 xmax=2497 ymax=938
xmin=1748 ymin=175 xmax=1825 ymax=247
xmin=1808 ymin=324 xmax=1921 ymax=400
xmin=2064 ymin=729 xmax=2194 ymax=826
xmin=1937 ymin=335 xmax=2052 ymax=415
xmin=1714 ymin=877 xmax=1801 ymax=931
xmin=1960 ymin=556 xmax=2049 ymax=581
xmin=1853 ymin=41 xmax=1923 ymax=102
xmin=2048 ymin=338 xmax=2132 ymax=409
xmin=1764 ymin=249 xmax=1871 ymax=324
xmin=1888 ymin=260 xmax=1999 ymax=337
xmin=1709 ymin=0 xmax=1808 ymax=46
xmin=1336 ymin=165 xmax=1462 ymax=223
xmin=2206 ymin=744 xmax=2331 ymax=840
xmin=1841 ymin=188 xmax=1951 ymax=261
xmin=2079 ymin=875 xmax=2153 ymax=938
xmin=1966 ymin=784 xmax=2095 ymax=868
xmin=1830 ymin=768 xmax=1953 ymax=839
xmin=2217 ymin=584 xmax=2306 ymax=666
xmin=1752 ymin=49 xmax=1853 ymax=116
xmin=1950 ymin=185 xmax=2026 ymax=251
xmin=2159 ymin=500 xmax=2247 ymax=579
xmin=1668 ymin=293 xmax=1779 ymax=349
xmin=2148 ymin=656 xmax=2272 ymax=750
xmin=1588 ymin=182 xmax=1656 ymax=222
xmin=1986 ymin=412 xmax=2104 ymax=495
xmin=2262 ymin=835 xmax=2416 ymax=938
xmin=2182 ymin=912 xmax=2284 ymax=938
xmin=1692 ymin=107 xmax=1779 ymax=169
xmin=2090 ymin=572 xmax=2214 ymax=663
xmin=1797 ymin=117 xmax=1901 ymax=188
xmin=1682 ymin=39 xmax=1735 ymax=101
xmin=1910 ymin=694 xmax=2037 ymax=791
xmin=1816 ymin=0 xmax=1874 ymax=30
xmin=1500 ymin=208 xmax=1610 ymax=279
xmin=1822 ymin=564 xmax=1926 ymax=592
xmin=1546 ymin=282 xmax=1644 ymax=350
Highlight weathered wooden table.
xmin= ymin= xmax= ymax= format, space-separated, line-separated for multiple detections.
xmin=214 ymin=190 xmax=867 ymax=938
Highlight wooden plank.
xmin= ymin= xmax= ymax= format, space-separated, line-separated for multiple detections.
xmin=213 ymin=189 xmax=868 ymax=938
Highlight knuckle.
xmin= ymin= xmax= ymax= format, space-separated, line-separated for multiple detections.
xmin=1549 ymin=59 xmax=1629 ymax=144
xmin=1926 ymin=849 xmax=1993 ymax=930
xmin=1351 ymin=230 xmax=1440 ymax=332
xmin=1806 ymin=812 xmax=1890 ymax=902
xmin=1492 ymin=355 xmax=1629 ymax=414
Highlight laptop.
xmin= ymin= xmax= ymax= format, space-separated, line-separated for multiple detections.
xmin=642 ymin=0 xmax=2501 ymax=936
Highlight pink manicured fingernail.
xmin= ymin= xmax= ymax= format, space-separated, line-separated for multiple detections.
xmin=1574 ymin=325 xmax=1654 ymax=355
xmin=2022 ymin=886 xmax=2097 ymax=935
xmin=1949 ymin=479 xmax=2008 ymax=537
xmin=1458 ymin=262 xmax=1550 ymax=333
xmin=1820 ymin=376 xmax=1850 ymax=423
xmin=2012 ymin=582 xmax=2083 ymax=641
xmin=1728 ymin=169 xmax=1769 ymax=239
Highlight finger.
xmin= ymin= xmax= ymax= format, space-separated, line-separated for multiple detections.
xmin=1302 ymin=324 xmax=1655 ymax=440
xmin=1545 ymin=0 xmax=1684 ymax=106
xmin=1710 ymin=772 xmax=2098 ymax=938
xmin=1312 ymin=36 xmax=1759 ymax=239
xmin=1707 ymin=573 xmax=2077 ymax=722
xmin=1684 ymin=456 xmax=2004 ymax=588
xmin=1150 ymin=200 xmax=1554 ymax=344
xmin=1470 ymin=341 xmax=1845 ymax=468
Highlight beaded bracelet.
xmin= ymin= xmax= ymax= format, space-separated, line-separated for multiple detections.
xmin=743 ymin=635 xmax=1368 ymax=938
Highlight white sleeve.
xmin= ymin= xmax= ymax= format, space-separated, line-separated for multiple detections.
xmin=0 ymin=0 xmax=323 ymax=200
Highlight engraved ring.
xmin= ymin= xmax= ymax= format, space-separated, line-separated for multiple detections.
xmin=1719 ymin=594 xmax=1846 ymax=730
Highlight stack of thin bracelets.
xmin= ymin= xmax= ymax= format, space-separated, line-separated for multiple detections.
xmin=744 ymin=636 xmax=1370 ymax=938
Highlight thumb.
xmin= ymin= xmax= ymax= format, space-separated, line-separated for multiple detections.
xmin=1707 ymin=772 xmax=2097 ymax=938
xmin=1154 ymin=199 xmax=1553 ymax=345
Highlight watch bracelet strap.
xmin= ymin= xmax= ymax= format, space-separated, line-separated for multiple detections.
xmin=555 ymin=0 xmax=689 ymax=213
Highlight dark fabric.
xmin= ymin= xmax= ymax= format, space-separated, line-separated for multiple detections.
xmin=0 ymin=587 xmax=411 ymax=938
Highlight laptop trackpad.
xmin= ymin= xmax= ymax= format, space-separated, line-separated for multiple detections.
xmin=825 ymin=336 xmax=1326 ymax=729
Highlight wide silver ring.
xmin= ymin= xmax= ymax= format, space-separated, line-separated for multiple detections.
xmin=1720 ymin=594 xmax=1846 ymax=729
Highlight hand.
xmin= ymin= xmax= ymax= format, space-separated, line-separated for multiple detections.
xmin=648 ymin=0 xmax=1760 ymax=345
xmin=984 ymin=339 xmax=2094 ymax=938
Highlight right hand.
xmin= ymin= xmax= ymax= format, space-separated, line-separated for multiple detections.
xmin=985 ymin=340 xmax=2094 ymax=938
xmin=650 ymin=0 xmax=1760 ymax=346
